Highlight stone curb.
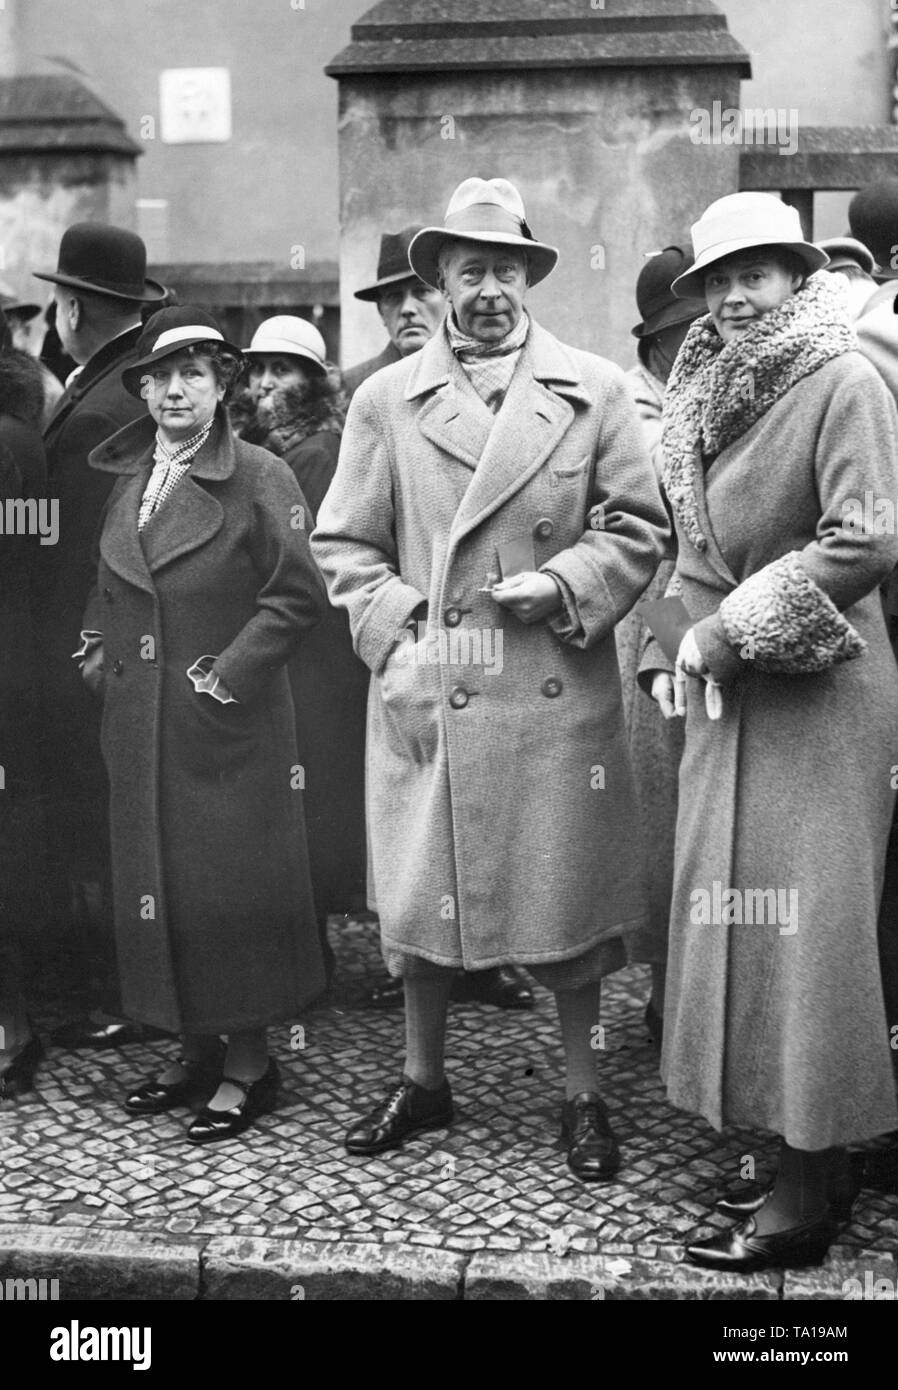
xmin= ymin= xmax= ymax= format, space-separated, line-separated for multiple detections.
xmin=0 ymin=1225 xmax=894 ymax=1300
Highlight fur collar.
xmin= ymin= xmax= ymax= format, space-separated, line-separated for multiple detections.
xmin=661 ymin=272 xmax=856 ymax=552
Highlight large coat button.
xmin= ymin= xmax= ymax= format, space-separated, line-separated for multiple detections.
xmin=534 ymin=517 xmax=554 ymax=540
xmin=444 ymin=606 xmax=462 ymax=628
xmin=449 ymin=686 xmax=469 ymax=709
xmin=112 ymin=659 xmax=124 ymax=676
xmin=103 ymin=587 xmax=113 ymax=603
xmin=541 ymin=676 xmax=562 ymax=698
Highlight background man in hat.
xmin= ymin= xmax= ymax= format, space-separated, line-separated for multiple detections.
xmin=342 ymin=226 xmax=445 ymax=400
xmin=816 ymin=235 xmax=878 ymax=320
xmin=313 ymin=178 xmax=667 ymax=1177
xmin=32 ymin=222 xmax=167 ymax=1051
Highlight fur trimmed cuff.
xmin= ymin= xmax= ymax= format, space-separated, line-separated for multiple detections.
xmin=718 ymin=550 xmax=866 ymax=674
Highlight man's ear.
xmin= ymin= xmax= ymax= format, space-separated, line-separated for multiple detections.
xmin=66 ymin=295 xmax=82 ymax=332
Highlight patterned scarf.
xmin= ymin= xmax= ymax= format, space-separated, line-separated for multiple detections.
xmin=661 ymin=271 xmax=856 ymax=553
xmin=137 ymin=418 xmax=214 ymax=532
xmin=446 ymin=309 xmax=530 ymax=413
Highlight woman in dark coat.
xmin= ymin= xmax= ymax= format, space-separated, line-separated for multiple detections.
xmin=0 ymin=332 xmax=51 ymax=1096
xmin=243 ymin=317 xmax=369 ymax=978
xmin=642 ymin=194 xmax=898 ymax=1270
xmin=77 ymin=306 xmax=326 ymax=1143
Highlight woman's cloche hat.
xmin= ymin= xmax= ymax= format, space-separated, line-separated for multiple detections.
xmin=672 ymin=193 xmax=829 ymax=300
xmin=122 ymin=306 xmax=243 ymax=399
xmin=243 ymin=316 xmax=327 ymax=374
xmin=409 ymin=178 xmax=559 ymax=290
xmin=631 ymin=246 xmax=708 ymax=337
xmin=34 ymin=222 xmax=167 ymax=304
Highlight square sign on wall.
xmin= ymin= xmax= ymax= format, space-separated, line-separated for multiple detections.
xmin=159 ymin=68 xmax=232 ymax=144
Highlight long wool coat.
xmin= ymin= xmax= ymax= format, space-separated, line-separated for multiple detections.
xmin=84 ymin=409 xmax=327 ymax=1033
xmin=312 ymin=319 xmax=669 ymax=969
xmin=641 ymin=319 xmax=898 ymax=1148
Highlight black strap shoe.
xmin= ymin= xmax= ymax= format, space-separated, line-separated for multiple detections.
xmin=715 ymin=1152 xmax=863 ymax=1223
xmin=560 ymin=1092 xmax=620 ymax=1181
xmin=186 ymin=1059 xmax=279 ymax=1144
xmin=363 ymin=978 xmax=405 ymax=1010
xmin=685 ymin=1212 xmax=837 ymax=1272
xmin=452 ymin=966 xmax=535 ymax=1010
xmin=345 ymin=1076 xmax=453 ymax=1155
xmin=124 ymin=1047 xmax=224 ymax=1115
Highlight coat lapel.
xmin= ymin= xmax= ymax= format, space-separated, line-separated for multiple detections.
xmin=43 ymin=326 xmax=141 ymax=442
xmin=449 ymin=322 xmax=590 ymax=544
xmin=139 ymin=474 xmax=225 ymax=574
xmin=406 ymin=333 xmax=494 ymax=471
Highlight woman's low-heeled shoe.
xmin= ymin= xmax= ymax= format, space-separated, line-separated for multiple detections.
xmin=124 ymin=1048 xmax=224 ymax=1115
xmin=186 ymin=1059 xmax=279 ymax=1144
xmin=685 ymin=1212 xmax=837 ymax=1273
xmin=715 ymin=1155 xmax=863 ymax=1224
xmin=0 ymin=1034 xmax=45 ymax=1098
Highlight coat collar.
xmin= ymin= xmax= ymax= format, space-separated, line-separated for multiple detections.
xmin=404 ymin=319 xmax=593 ymax=545
xmin=43 ymin=325 xmax=141 ymax=435
xmin=93 ymin=408 xmax=235 ymax=592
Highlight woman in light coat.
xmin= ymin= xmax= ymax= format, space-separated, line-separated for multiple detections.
xmin=78 ymin=306 xmax=326 ymax=1144
xmin=642 ymin=193 xmax=898 ymax=1271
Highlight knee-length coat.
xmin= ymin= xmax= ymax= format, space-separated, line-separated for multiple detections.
xmin=311 ymin=319 xmax=669 ymax=969
xmin=84 ymin=409 xmax=327 ymax=1034
xmin=641 ymin=343 xmax=898 ymax=1149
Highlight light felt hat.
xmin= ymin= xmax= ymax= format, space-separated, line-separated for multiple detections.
xmin=243 ymin=316 xmax=327 ymax=374
xmin=672 ymin=194 xmax=829 ymax=300
xmin=409 ymin=178 xmax=559 ymax=289
xmin=816 ymin=236 xmax=875 ymax=275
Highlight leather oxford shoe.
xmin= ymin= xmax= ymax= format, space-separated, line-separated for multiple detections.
xmin=363 ymin=977 xmax=404 ymax=1010
xmin=452 ymin=965 xmax=535 ymax=1010
xmin=345 ymin=1076 xmax=453 ymax=1155
xmin=186 ymin=1059 xmax=279 ymax=1144
xmin=0 ymin=1034 xmax=44 ymax=1099
xmin=51 ymin=1017 xmax=163 ymax=1051
xmin=685 ymin=1212 xmax=837 ymax=1272
xmin=560 ymin=1092 xmax=620 ymax=1182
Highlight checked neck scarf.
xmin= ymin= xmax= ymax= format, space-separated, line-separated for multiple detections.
xmin=446 ymin=309 xmax=530 ymax=413
xmin=137 ymin=418 xmax=214 ymax=532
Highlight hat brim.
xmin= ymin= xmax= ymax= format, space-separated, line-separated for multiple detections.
xmin=354 ymin=269 xmax=421 ymax=302
xmin=408 ymin=228 xmax=559 ymax=290
xmin=33 ymin=270 xmax=168 ymax=304
xmin=122 ymin=334 xmax=244 ymax=399
xmin=632 ymin=296 xmax=708 ymax=338
xmin=4 ymin=302 xmax=41 ymax=320
xmin=243 ymin=342 xmax=326 ymax=373
xmin=671 ymin=239 xmax=829 ymax=300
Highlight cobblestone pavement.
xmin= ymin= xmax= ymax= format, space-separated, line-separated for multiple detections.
xmin=2 ymin=918 xmax=898 ymax=1297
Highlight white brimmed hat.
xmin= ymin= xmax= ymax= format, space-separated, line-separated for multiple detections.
xmin=243 ymin=316 xmax=327 ymax=374
xmin=672 ymin=193 xmax=829 ymax=299
xmin=409 ymin=178 xmax=559 ymax=289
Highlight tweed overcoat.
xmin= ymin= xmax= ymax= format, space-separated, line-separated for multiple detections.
xmin=342 ymin=340 xmax=402 ymax=401
xmin=37 ymin=326 xmax=145 ymax=879
xmin=312 ymin=319 xmax=669 ymax=969
xmin=83 ymin=409 xmax=327 ymax=1033
xmin=640 ymin=350 xmax=898 ymax=1148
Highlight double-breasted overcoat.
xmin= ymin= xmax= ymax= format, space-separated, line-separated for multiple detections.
xmin=84 ymin=408 xmax=327 ymax=1034
xmin=312 ymin=320 xmax=669 ymax=970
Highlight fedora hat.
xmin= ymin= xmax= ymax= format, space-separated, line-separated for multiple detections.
xmin=354 ymin=226 xmax=427 ymax=302
xmin=243 ymin=315 xmax=327 ymax=374
xmin=122 ymin=306 xmax=242 ymax=399
xmin=2 ymin=298 xmax=41 ymax=321
xmin=672 ymin=194 xmax=828 ymax=300
xmin=849 ymin=178 xmax=898 ymax=275
xmin=34 ymin=222 xmax=167 ymax=303
xmin=631 ymin=246 xmax=708 ymax=337
xmin=816 ymin=236 xmax=875 ymax=275
xmin=409 ymin=178 xmax=559 ymax=290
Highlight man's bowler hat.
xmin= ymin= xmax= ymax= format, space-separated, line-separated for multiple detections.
xmin=34 ymin=223 xmax=167 ymax=303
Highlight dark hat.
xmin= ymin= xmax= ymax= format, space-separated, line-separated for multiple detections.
xmin=2 ymin=298 xmax=41 ymax=321
xmin=121 ymin=305 xmax=242 ymax=399
xmin=33 ymin=222 xmax=167 ymax=303
xmin=0 ymin=309 xmax=11 ymax=355
xmin=848 ymin=179 xmax=898 ymax=274
xmin=632 ymin=246 xmax=707 ymax=337
xmin=354 ymin=225 xmax=427 ymax=301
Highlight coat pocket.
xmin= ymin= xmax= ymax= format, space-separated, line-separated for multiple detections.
xmin=377 ymin=640 xmax=442 ymax=765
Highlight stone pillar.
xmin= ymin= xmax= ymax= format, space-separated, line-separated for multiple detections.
xmin=0 ymin=75 xmax=142 ymax=303
xmin=328 ymin=0 xmax=751 ymax=369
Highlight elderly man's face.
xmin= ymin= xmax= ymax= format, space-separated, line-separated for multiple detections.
xmin=377 ymin=277 xmax=444 ymax=356
xmin=439 ymin=241 xmax=528 ymax=343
